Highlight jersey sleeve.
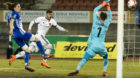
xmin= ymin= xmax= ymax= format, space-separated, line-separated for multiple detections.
xmin=28 ymin=17 xmax=41 ymax=30
xmin=52 ymin=19 xmax=65 ymax=31
xmin=93 ymin=5 xmax=103 ymax=21
xmin=105 ymin=10 xmax=112 ymax=26
xmin=52 ymin=19 xmax=57 ymax=26
xmin=34 ymin=17 xmax=41 ymax=23
xmin=107 ymin=10 xmax=112 ymax=23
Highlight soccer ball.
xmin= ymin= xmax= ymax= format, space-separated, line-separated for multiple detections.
xmin=128 ymin=0 xmax=137 ymax=9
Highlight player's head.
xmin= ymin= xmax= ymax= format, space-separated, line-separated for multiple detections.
xmin=46 ymin=10 xmax=53 ymax=20
xmin=99 ymin=12 xmax=107 ymax=22
xmin=7 ymin=2 xmax=21 ymax=12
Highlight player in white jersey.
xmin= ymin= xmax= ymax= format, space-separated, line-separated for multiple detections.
xmin=10 ymin=10 xmax=68 ymax=67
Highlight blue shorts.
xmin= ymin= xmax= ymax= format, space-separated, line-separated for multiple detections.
xmin=84 ymin=42 xmax=107 ymax=59
xmin=12 ymin=32 xmax=32 ymax=48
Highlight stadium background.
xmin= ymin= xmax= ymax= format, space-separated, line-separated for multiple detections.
xmin=0 ymin=0 xmax=140 ymax=78
xmin=0 ymin=0 xmax=139 ymax=58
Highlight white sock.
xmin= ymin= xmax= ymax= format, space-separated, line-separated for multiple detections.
xmin=16 ymin=51 xmax=25 ymax=59
xmin=45 ymin=49 xmax=51 ymax=55
xmin=43 ymin=59 xmax=47 ymax=62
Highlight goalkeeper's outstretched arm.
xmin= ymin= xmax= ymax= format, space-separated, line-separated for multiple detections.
xmin=106 ymin=5 xmax=112 ymax=24
xmin=93 ymin=1 xmax=107 ymax=20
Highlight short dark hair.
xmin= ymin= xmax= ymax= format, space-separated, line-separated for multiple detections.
xmin=6 ymin=2 xmax=19 ymax=11
xmin=100 ymin=12 xmax=107 ymax=21
xmin=46 ymin=10 xmax=52 ymax=13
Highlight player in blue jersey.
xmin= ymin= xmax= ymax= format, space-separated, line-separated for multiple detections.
xmin=68 ymin=0 xmax=112 ymax=76
xmin=7 ymin=3 xmax=50 ymax=72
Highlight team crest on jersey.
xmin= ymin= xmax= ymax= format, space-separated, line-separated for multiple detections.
xmin=48 ymin=23 xmax=52 ymax=26
xmin=14 ymin=14 xmax=16 ymax=18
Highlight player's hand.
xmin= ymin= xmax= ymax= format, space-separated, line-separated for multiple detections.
xmin=64 ymin=29 xmax=69 ymax=32
xmin=104 ymin=0 xmax=110 ymax=3
xmin=28 ymin=29 xmax=32 ymax=33
xmin=9 ymin=30 xmax=13 ymax=36
xmin=107 ymin=5 xmax=111 ymax=10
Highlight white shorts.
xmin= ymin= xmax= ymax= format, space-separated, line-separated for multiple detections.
xmin=29 ymin=34 xmax=52 ymax=52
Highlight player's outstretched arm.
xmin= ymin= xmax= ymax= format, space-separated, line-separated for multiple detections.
xmin=52 ymin=19 xmax=68 ymax=32
xmin=28 ymin=20 xmax=35 ymax=33
xmin=93 ymin=1 xmax=108 ymax=20
xmin=28 ymin=17 xmax=41 ymax=33
xmin=56 ymin=25 xmax=68 ymax=32
xmin=106 ymin=5 xmax=112 ymax=24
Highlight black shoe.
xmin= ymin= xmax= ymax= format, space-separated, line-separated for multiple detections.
xmin=25 ymin=66 xmax=35 ymax=72
xmin=68 ymin=70 xmax=79 ymax=76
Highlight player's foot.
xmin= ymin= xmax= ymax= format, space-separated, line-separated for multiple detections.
xmin=46 ymin=54 xmax=54 ymax=58
xmin=9 ymin=55 xmax=16 ymax=65
xmin=68 ymin=70 xmax=79 ymax=76
xmin=102 ymin=72 xmax=107 ymax=76
xmin=41 ymin=61 xmax=51 ymax=68
xmin=25 ymin=66 xmax=35 ymax=72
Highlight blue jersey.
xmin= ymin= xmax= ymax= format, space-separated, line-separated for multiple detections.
xmin=88 ymin=5 xmax=112 ymax=45
xmin=10 ymin=11 xmax=25 ymax=36
xmin=10 ymin=11 xmax=32 ymax=47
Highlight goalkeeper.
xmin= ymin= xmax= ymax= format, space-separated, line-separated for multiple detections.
xmin=68 ymin=0 xmax=112 ymax=76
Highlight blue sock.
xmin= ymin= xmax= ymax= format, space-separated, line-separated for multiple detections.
xmin=25 ymin=52 xmax=30 ymax=66
xmin=76 ymin=59 xmax=87 ymax=70
xmin=76 ymin=52 xmax=91 ymax=70
xmin=103 ymin=54 xmax=109 ymax=72
xmin=36 ymin=41 xmax=46 ymax=56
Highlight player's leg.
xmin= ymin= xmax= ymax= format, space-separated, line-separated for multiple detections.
xmin=42 ymin=37 xmax=53 ymax=58
xmin=29 ymin=34 xmax=46 ymax=57
xmin=9 ymin=47 xmax=23 ymax=64
xmin=68 ymin=47 xmax=95 ymax=76
xmin=29 ymin=35 xmax=51 ymax=68
xmin=22 ymin=44 xmax=34 ymax=72
xmin=10 ymin=41 xmax=29 ymax=64
xmin=15 ymin=51 xmax=25 ymax=59
xmin=32 ymin=35 xmax=52 ymax=68
xmin=99 ymin=50 xmax=108 ymax=76
xmin=41 ymin=44 xmax=51 ymax=68
xmin=102 ymin=53 xmax=108 ymax=76
xmin=38 ymin=35 xmax=53 ymax=57
xmin=11 ymin=37 xmax=34 ymax=72
xmin=24 ymin=32 xmax=50 ymax=68
xmin=12 ymin=42 xmax=36 ymax=60
xmin=9 ymin=38 xmax=23 ymax=65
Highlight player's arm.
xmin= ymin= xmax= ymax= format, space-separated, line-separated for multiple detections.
xmin=28 ymin=17 xmax=40 ymax=33
xmin=55 ymin=25 xmax=68 ymax=32
xmin=93 ymin=1 xmax=108 ymax=20
xmin=52 ymin=20 xmax=68 ymax=32
xmin=106 ymin=5 xmax=112 ymax=23
xmin=9 ymin=13 xmax=17 ymax=36
xmin=9 ymin=19 xmax=14 ymax=36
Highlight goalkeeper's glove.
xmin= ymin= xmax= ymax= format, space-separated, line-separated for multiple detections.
xmin=104 ymin=0 xmax=110 ymax=5
xmin=104 ymin=0 xmax=110 ymax=3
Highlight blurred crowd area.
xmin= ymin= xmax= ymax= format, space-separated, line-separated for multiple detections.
xmin=0 ymin=0 xmax=140 ymax=10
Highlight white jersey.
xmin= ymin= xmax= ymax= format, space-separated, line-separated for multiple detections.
xmin=29 ymin=17 xmax=65 ymax=37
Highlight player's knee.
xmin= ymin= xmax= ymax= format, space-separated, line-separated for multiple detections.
xmin=35 ymin=37 xmax=39 ymax=42
xmin=24 ymin=48 xmax=32 ymax=53
xmin=46 ymin=44 xmax=53 ymax=49
xmin=103 ymin=53 xmax=108 ymax=59
xmin=83 ymin=53 xmax=91 ymax=61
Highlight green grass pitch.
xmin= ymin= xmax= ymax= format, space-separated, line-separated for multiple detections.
xmin=0 ymin=59 xmax=139 ymax=78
